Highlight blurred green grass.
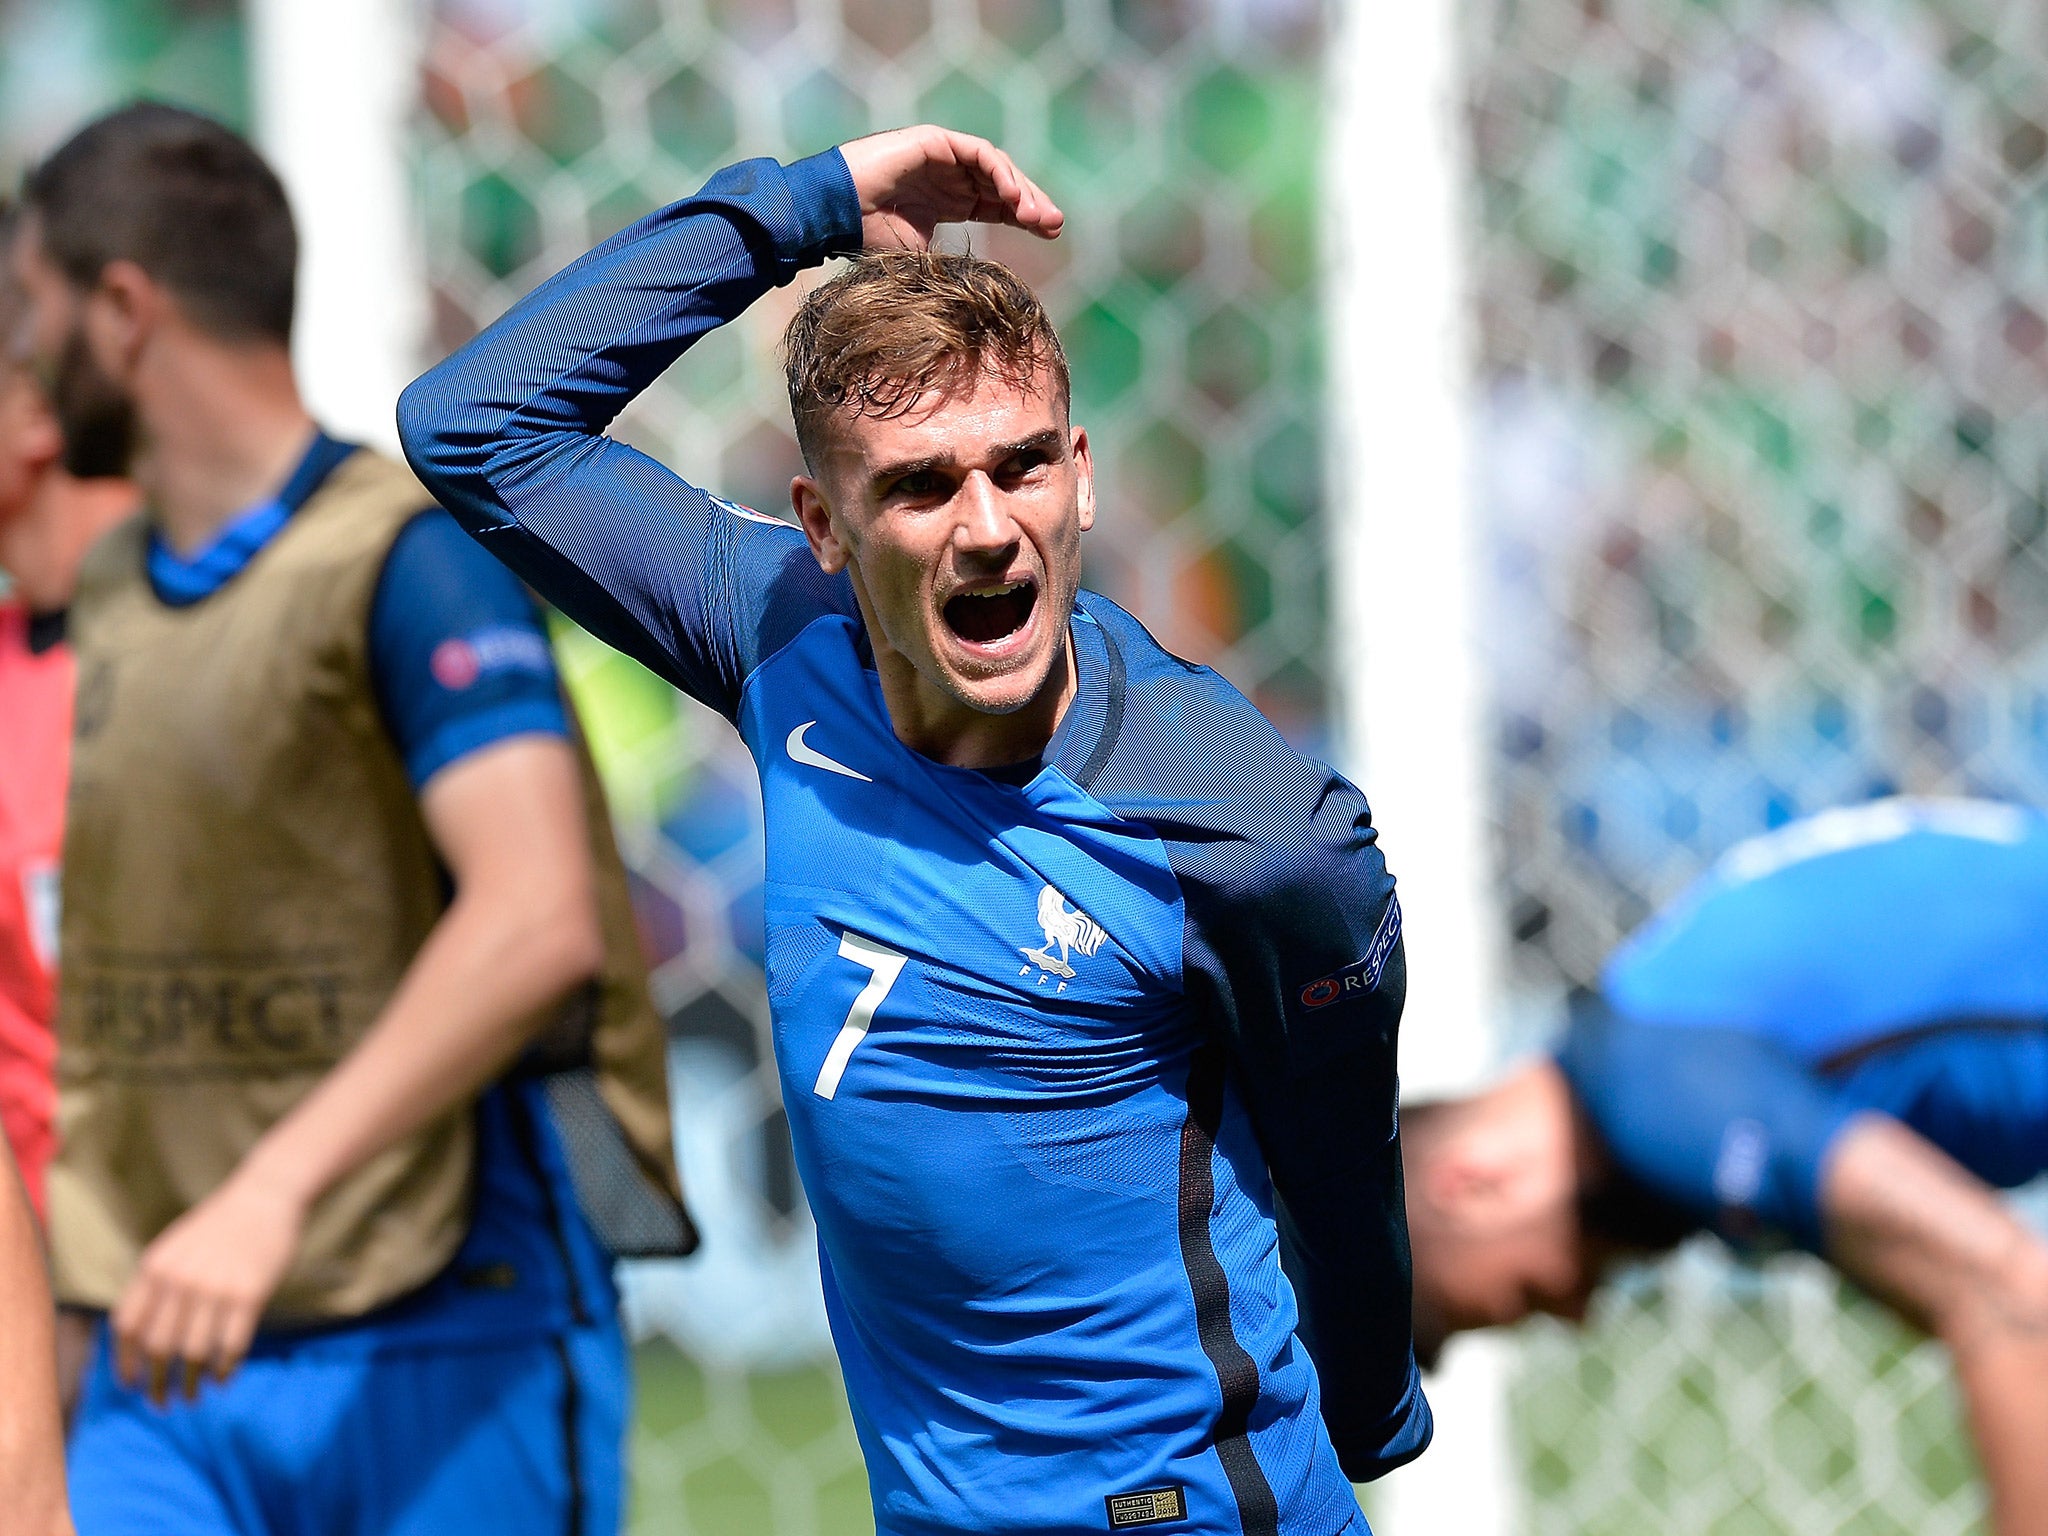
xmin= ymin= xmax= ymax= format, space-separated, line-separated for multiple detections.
xmin=626 ymin=1340 xmax=1379 ymax=1536
xmin=630 ymin=1341 xmax=873 ymax=1535
xmin=630 ymin=1274 xmax=1984 ymax=1535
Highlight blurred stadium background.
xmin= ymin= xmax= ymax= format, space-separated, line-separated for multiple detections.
xmin=5 ymin=0 xmax=2043 ymax=1530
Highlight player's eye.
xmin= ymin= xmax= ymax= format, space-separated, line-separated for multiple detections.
xmin=891 ymin=470 xmax=947 ymax=500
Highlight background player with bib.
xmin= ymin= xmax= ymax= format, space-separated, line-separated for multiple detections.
xmin=403 ymin=125 xmax=1431 ymax=1535
xmin=1401 ymin=796 xmax=2048 ymax=1536
xmin=12 ymin=104 xmax=692 ymax=1536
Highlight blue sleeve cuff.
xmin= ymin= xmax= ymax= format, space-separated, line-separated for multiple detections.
xmin=1791 ymin=1102 xmax=1871 ymax=1252
xmin=1334 ymin=1359 xmax=1433 ymax=1482
xmin=407 ymin=699 xmax=570 ymax=789
xmin=782 ymin=148 xmax=864 ymax=265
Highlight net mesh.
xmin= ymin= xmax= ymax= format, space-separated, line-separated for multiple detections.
xmin=1514 ymin=1250 xmax=1979 ymax=1535
xmin=1471 ymin=0 xmax=2043 ymax=1528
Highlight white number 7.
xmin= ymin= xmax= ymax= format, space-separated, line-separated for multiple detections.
xmin=813 ymin=932 xmax=907 ymax=1100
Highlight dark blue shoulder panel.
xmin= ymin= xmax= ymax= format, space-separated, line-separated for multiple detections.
xmin=1068 ymin=595 xmax=1431 ymax=1480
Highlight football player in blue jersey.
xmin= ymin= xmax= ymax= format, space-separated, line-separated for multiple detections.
xmin=401 ymin=125 xmax=1431 ymax=1535
xmin=1401 ymin=797 xmax=2048 ymax=1536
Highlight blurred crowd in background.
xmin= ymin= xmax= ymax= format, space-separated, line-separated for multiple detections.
xmin=4 ymin=0 xmax=2044 ymax=1530
xmin=1477 ymin=0 xmax=2048 ymax=1028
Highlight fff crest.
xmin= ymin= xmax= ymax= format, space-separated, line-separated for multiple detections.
xmin=1020 ymin=884 xmax=1106 ymax=981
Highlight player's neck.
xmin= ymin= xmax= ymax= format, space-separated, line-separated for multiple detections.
xmin=877 ymin=635 xmax=1078 ymax=770
xmin=132 ymin=341 xmax=315 ymax=558
xmin=0 ymin=473 xmax=140 ymax=612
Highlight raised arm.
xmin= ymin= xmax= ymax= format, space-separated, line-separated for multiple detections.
xmin=397 ymin=128 xmax=1061 ymax=718
xmin=397 ymin=150 xmax=862 ymax=714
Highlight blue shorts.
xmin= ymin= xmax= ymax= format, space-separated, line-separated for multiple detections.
xmin=68 ymin=1313 xmax=628 ymax=1536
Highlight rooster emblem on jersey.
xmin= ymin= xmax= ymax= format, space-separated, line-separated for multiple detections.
xmin=1021 ymin=884 xmax=1107 ymax=980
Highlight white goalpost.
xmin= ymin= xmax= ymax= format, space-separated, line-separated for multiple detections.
xmin=1322 ymin=0 xmax=1515 ymax=1531
xmin=247 ymin=0 xmax=427 ymax=454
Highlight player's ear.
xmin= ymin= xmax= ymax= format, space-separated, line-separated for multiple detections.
xmin=1070 ymin=424 xmax=1094 ymax=533
xmin=792 ymin=475 xmax=850 ymax=574
xmin=1423 ymin=1146 xmax=1513 ymax=1223
xmin=85 ymin=258 xmax=162 ymax=382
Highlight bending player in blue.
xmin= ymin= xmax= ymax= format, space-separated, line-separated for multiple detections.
xmin=402 ymin=126 xmax=1431 ymax=1534
xmin=1399 ymin=797 xmax=2048 ymax=1536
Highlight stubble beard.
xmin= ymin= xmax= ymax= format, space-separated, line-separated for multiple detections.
xmin=52 ymin=322 xmax=137 ymax=480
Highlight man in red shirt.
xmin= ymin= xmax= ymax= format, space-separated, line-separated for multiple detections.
xmin=0 ymin=203 xmax=138 ymax=1219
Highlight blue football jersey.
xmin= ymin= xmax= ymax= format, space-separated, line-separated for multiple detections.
xmin=401 ymin=149 xmax=1429 ymax=1533
xmin=1603 ymin=796 xmax=2048 ymax=1060
xmin=1562 ymin=798 xmax=2048 ymax=1250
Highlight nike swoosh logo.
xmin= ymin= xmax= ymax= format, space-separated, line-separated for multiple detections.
xmin=786 ymin=721 xmax=872 ymax=782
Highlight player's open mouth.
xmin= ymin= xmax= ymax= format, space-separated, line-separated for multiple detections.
xmin=943 ymin=579 xmax=1038 ymax=647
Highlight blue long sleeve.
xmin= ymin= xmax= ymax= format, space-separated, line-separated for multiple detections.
xmin=1075 ymin=599 xmax=1432 ymax=1480
xmin=1558 ymin=1004 xmax=1859 ymax=1253
xmin=396 ymin=151 xmax=865 ymax=719
xmin=366 ymin=508 xmax=570 ymax=788
xmin=1180 ymin=794 xmax=1430 ymax=1480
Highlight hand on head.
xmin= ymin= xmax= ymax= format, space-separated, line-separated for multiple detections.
xmin=838 ymin=125 xmax=1064 ymax=252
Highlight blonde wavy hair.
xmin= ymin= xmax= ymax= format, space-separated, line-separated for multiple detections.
xmin=782 ymin=249 xmax=1070 ymax=471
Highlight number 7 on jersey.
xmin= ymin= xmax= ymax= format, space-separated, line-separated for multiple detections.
xmin=814 ymin=932 xmax=908 ymax=1099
